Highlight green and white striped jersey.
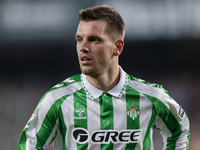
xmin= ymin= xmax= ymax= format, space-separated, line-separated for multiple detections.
xmin=18 ymin=67 xmax=190 ymax=150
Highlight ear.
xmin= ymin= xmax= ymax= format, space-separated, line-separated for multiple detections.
xmin=113 ymin=39 xmax=124 ymax=56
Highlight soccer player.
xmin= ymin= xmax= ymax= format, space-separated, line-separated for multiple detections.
xmin=18 ymin=5 xmax=190 ymax=150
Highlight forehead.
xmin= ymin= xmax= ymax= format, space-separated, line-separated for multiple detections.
xmin=76 ymin=20 xmax=108 ymax=37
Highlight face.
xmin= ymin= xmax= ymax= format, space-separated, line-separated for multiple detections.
xmin=75 ymin=20 xmax=117 ymax=77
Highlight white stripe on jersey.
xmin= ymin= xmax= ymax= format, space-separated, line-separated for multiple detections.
xmin=112 ymin=95 xmax=127 ymax=150
xmin=135 ymin=93 xmax=154 ymax=150
xmin=61 ymin=94 xmax=76 ymax=150
xmin=87 ymin=97 xmax=101 ymax=150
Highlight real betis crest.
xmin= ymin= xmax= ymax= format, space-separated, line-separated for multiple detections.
xmin=126 ymin=105 xmax=140 ymax=120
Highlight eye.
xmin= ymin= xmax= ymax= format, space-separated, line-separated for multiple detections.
xmin=91 ymin=38 xmax=98 ymax=42
xmin=76 ymin=37 xmax=82 ymax=43
xmin=88 ymin=36 xmax=101 ymax=43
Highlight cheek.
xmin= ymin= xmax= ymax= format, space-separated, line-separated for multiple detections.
xmin=96 ymin=50 xmax=111 ymax=64
xmin=76 ymin=45 xmax=81 ymax=55
xmin=95 ymin=50 xmax=106 ymax=60
xmin=76 ymin=44 xmax=79 ymax=52
xmin=99 ymin=47 xmax=113 ymax=59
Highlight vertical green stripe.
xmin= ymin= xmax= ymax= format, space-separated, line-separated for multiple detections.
xmin=99 ymin=92 xmax=114 ymax=150
xmin=74 ymin=88 xmax=88 ymax=150
xmin=143 ymin=94 xmax=182 ymax=150
xmin=18 ymin=128 xmax=28 ymax=150
xmin=186 ymin=133 xmax=190 ymax=150
xmin=125 ymin=85 xmax=140 ymax=150
xmin=36 ymin=95 xmax=69 ymax=149
xmin=143 ymin=105 xmax=156 ymax=150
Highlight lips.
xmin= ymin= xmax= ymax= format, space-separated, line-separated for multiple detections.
xmin=82 ymin=57 xmax=91 ymax=61
xmin=80 ymin=55 xmax=92 ymax=64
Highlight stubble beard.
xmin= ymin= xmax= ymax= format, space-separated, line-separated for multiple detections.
xmin=80 ymin=57 xmax=110 ymax=78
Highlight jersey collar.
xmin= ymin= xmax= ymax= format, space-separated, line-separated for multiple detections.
xmin=81 ymin=66 xmax=128 ymax=99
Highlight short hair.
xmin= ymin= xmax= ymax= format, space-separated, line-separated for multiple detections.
xmin=77 ymin=5 xmax=125 ymax=40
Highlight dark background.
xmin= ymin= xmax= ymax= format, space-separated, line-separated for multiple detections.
xmin=0 ymin=0 xmax=199 ymax=149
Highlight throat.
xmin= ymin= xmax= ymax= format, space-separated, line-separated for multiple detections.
xmin=86 ymin=69 xmax=120 ymax=92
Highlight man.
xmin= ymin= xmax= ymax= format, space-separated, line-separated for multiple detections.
xmin=18 ymin=5 xmax=190 ymax=150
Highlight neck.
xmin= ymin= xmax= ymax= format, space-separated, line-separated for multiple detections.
xmin=86 ymin=66 xmax=120 ymax=92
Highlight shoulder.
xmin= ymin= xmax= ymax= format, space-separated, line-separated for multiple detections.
xmin=42 ymin=74 xmax=83 ymax=103
xmin=126 ymin=74 xmax=171 ymax=101
xmin=31 ymin=74 xmax=83 ymax=114
xmin=126 ymin=74 xmax=187 ymax=123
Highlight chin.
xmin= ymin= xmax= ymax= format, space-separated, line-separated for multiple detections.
xmin=82 ymin=70 xmax=93 ymax=76
xmin=80 ymin=67 xmax=91 ymax=75
xmin=81 ymin=68 xmax=99 ymax=78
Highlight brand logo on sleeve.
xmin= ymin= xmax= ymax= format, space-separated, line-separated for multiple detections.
xmin=178 ymin=106 xmax=184 ymax=118
xmin=126 ymin=105 xmax=140 ymax=120
xmin=72 ymin=128 xmax=142 ymax=144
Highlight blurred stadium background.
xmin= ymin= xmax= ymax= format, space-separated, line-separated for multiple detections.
xmin=0 ymin=0 xmax=199 ymax=149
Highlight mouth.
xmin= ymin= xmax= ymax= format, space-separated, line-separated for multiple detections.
xmin=82 ymin=57 xmax=92 ymax=61
xmin=80 ymin=55 xmax=92 ymax=64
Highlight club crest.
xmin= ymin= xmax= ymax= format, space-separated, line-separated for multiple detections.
xmin=126 ymin=105 xmax=140 ymax=120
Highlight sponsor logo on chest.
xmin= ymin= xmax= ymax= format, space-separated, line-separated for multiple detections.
xmin=72 ymin=128 xmax=142 ymax=144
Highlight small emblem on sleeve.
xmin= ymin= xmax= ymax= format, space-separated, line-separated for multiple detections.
xmin=178 ymin=107 xmax=184 ymax=118
xmin=28 ymin=114 xmax=34 ymax=122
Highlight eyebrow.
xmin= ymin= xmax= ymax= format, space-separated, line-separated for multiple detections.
xmin=88 ymin=35 xmax=102 ymax=40
xmin=75 ymin=34 xmax=102 ymax=40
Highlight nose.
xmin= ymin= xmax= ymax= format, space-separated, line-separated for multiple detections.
xmin=79 ymin=40 xmax=89 ymax=52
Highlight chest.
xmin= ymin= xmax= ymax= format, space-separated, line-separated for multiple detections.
xmin=60 ymin=92 xmax=156 ymax=131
